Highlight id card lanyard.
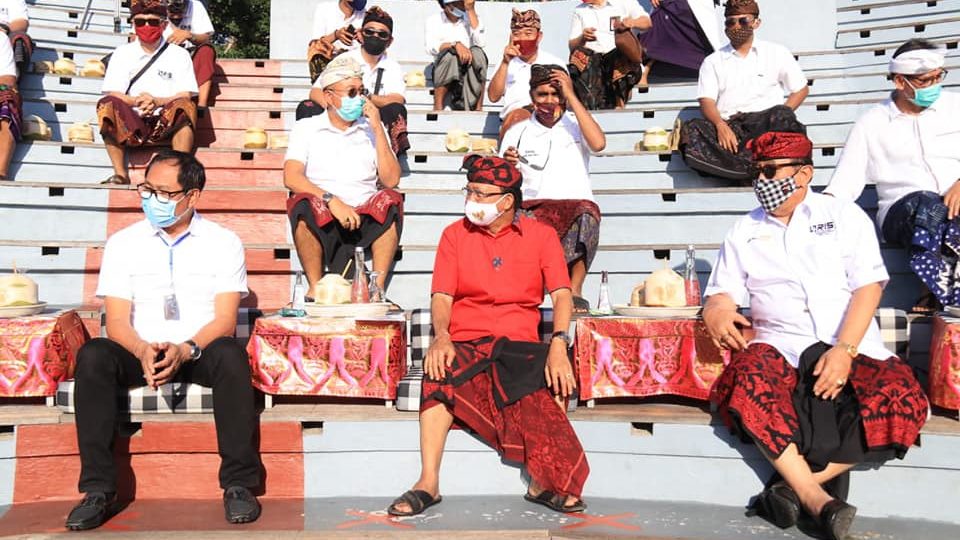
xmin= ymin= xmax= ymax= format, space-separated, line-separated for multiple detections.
xmin=159 ymin=232 xmax=190 ymax=321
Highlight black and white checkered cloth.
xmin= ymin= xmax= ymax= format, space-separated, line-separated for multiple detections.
xmin=874 ymin=307 xmax=910 ymax=359
xmin=56 ymin=380 xmax=215 ymax=414
xmin=396 ymin=307 xmax=558 ymax=412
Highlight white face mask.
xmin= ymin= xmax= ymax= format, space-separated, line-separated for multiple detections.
xmin=464 ymin=195 xmax=506 ymax=226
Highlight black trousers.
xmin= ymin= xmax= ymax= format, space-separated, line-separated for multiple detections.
xmin=74 ymin=337 xmax=261 ymax=494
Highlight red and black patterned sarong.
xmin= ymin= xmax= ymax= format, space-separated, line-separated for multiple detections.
xmin=0 ymin=87 xmax=22 ymax=142
xmin=422 ymin=337 xmax=590 ymax=498
xmin=287 ymin=189 xmax=404 ymax=276
xmin=522 ymin=199 xmax=601 ymax=270
xmin=711 ymin=342 xmax=928 ymax=466
xmin=96 ymin=95 xmax=197 ymax=146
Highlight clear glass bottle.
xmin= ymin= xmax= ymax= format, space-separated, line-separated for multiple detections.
xmin=597 ymin=271 xmax=613 ymax=315
xmin=684 ymin=245 xmax=701 ymax=307
xmin=368 ymin=271 xmax=383 ymax=303
xmin=351 ymin=247 xmax=370 ymax=303
xmin=292 ymin=271 xmax=306 ymax=310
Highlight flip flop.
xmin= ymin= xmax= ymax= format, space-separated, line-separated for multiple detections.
xmin=387 ymin=489 xmax=442 ymax=517
xmin=524 ymin=490 xmax=586 ymax=514
xmin=911 ymin=291 xmax=941 ymax=315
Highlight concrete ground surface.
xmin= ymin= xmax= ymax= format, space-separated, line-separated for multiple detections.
xmin=0 ymin=496 xmax=956 ymax=539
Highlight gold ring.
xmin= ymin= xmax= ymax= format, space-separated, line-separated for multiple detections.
xmin=836 ymin=379 xmax=846 ymax=387
xmin=566 ymin=374 xmax=574 ymax=380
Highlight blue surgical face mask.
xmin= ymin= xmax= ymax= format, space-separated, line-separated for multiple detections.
xmin=142 ymin=195 xmax=185 ymax=228
xmin=906 ymin=81 xmax=942 ymax=108
xmin=449 ymin=7 xmax=466 ymax=19
xmin=335 ymin=94 xmax=365 ymax=122
xmin=348 ymin=0 xmax=367 ymax=12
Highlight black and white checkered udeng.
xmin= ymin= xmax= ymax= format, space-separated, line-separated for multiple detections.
xmin=57 ymin=380 xmax=215 ymax=414
xmin=754 ymin=177 xmax=798 ymax=213
xmin=396 ymin=307 xmax=559 ymax=412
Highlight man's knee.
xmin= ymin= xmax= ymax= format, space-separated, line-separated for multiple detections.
xmin=75 ymin=338 xmax=121 ymax=381
xmin=206 ymin=337 xmax=251 ymax=379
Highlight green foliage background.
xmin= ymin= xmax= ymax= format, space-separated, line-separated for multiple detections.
xmin=208 ymin=0 xmax=272 ymax=59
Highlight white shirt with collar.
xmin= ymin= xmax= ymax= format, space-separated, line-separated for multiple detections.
xmin=101 ymin=38 xmax=199 ymax=97
xmin=499 ymin=49 xmax=566 ymax=119
xmin=697 ymin=39 xmax=807 ymax=119
xmin=328 ymin=48 xmax=406 ymax=99
xmin=569 ymin=0 xmax=648 ymax=55
xmin=0 ymin=33 xmax=15 ymax=78
xmin=96 ymin=213 xmax=248 ymax=344
xmin=824 ymin=91 xmax=960 ymax=229
xmin=312 ymin=1 xmax=365 ymax=53
xmin=285 ymin=112 xmax=380 ymax=207
xmin=500 ymin=112 xmax=594 ymax=202
xmin=162 ymin=0 xmax=215 ymax=50
xmin=424 ymin=11 xmax=485 ymax=56
xmin=0 ymin=0 xmax=27 ymax=26
xmin=705 ymin=192 xmax=892 ymax=367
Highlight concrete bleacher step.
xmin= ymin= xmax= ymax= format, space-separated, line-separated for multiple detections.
xmin=28 ymin=3 xmax=125 ymax=32
xmin=837 ymin=0 xmax=960 ymax=25
xmin=28 ymin=22 xmax=127 ymax=51
xmin=835 ymin=12 xmax=960 ymax=48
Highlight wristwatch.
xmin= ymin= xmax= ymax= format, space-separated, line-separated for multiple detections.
xmin=321 ymin=192 xmax=334 ymax=204
xmin=551 ymin=331 xmax=572 ymax=346
xmin=836 ymin=341 xmax=858 ymax=358
xmin=184 ymin=339 xmax=202 ymax=361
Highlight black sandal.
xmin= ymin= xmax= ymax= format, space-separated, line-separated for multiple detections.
xmin=386 ymin=489 xmax=442 ymax=517
xmin=100 ymin=174 xmax=130 ymax=186
xmin=524 ymin=490 xmax=586 ymax=514
xmin=572 ymin=296 xmax=591 ymax=314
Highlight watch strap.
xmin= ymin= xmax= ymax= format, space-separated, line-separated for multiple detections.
xmin=551 ymin=330 xmax=572 ymax=345
xmin=184 ymin=339 xmax=202 ymax=361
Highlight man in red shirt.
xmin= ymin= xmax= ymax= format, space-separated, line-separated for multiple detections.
xmin=387 ymin=155 xmax=589 ymax=516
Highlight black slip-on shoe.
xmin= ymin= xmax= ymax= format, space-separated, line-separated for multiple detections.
xmin=818 ymin=498 xmax=857 ymax=540
xmin=762 ymin=481 xmax=801 ymax=529
xmin=224 ymin=486 xmax=261 ymax=524
xmin=65 ymin=491 xmax=117 ymax=531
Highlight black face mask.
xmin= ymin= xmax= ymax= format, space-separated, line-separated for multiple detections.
xmin=362 ymin=35 xmax=389 ymax=56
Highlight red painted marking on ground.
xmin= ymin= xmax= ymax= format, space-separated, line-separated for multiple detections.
xmin=335 ymin=509 xmax=415 ymax=530
xmin=560 ymin=512 xmax=641 ymax=532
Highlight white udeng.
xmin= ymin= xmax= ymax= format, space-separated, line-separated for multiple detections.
xmin=0 ymin=274 xmax=39 ymax=306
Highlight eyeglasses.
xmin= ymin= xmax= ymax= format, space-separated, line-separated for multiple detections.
xmin=750 ymin=162 xmax=807 ymax=180
xmin=362 ymin=28 xmax=391 ymax=40
xmin=724 ymin=16 xmax=755 ymax=27
xmin=137 ymin=184 xmax=192 ymax=203
xmin=904 ymin=69 xmax=948 ymax=88
xmin=326 ymin=86 xmax=367 ymax=98
xmin=132 ymin=18 xmax=164 ymax=27
xmin=462 ymin=187 xmax=507 ymax=200
xmin=516 ymin=127 xmax=552 ymax=171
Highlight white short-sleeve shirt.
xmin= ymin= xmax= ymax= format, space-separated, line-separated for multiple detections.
xmin=101 ymin=39 xmax=199 ymax=97
xmin=329 ymin=48 xmax=406 ymax=99
xmin=697 ymin=40 xmax=807 ymax=119
xmin=285 ymin=113 xmax=380 ymax=207
xmin=0 ymin=0 xmax=28 ymax=26
xmin=499 ymin=50 xmax=566 ymax=119
xmin=704 ymin=192 xmax=892 ymax=367
xmin=96 ymin=214 xmax=248 ymax=344
xmin=0 ymin=33 xmax=15 ymax=77
xmin=312 ymin=1 xmax=365 ymax=53
xmin=569 ymin=0 xmax=648 ymax=55
xmin=500 ymin=113 xmax=594 ymax=202
xmin=423 ymin=11 xmax=485 ymax=56
xmin=824 ymin=92 xmax=960 ymax=228
xmin=162 ymin=0 xmax=215 ymax=50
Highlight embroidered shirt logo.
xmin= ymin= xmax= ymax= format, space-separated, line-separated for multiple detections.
xmin=809 ymin=221 xmax=835 ymax=235
xmin=157 ymin=70 xmax=173 ymax=80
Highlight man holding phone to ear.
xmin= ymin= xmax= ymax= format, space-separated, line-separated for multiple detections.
xmin=488 ymin=9 xmax=566 ymax=140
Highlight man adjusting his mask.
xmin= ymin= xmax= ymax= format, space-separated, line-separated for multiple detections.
xmin=501 ymin=64 xmax=606 ymax=313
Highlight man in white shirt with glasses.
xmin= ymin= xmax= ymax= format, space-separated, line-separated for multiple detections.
xmin=502 ymin=64 xmax=605 ymax=313
xmin=826 ymin=39 xmax=958 ymax=314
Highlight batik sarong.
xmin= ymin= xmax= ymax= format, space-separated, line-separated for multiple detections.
xmin=432 ymin=46 xmax=488 ymax=111
xmin=711 ymin=342 xmax=928 ymax=468
xmin=522 ymin=199 xmax=601 ymax=270
xmin=96 ymin=95 xmax=197 ymax=146
xmin=639 ymin=0 xmax=713 ymax=72
xmin=0 ymin=86 xmax=22 ymax=141
xmin=680 ymin=105 xmax=806 ymax=184
xmin=287 ymin=189 xmax=404 ymax=276
xmin=569 ymin=47 xmax=641 ymax=110
xmin=422 ymin=336 xmax=590 ymax=498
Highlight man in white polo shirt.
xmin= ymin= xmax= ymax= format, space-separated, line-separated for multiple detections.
xmin=67 ymin=150 xmax=261 ymax=531
xmin=299 ymin=7 xmax=409 ymax=155
xmin=284 ymin=55 xmax=402 ymax=297
xmin=703 ymin=132 xmax=927 ymax=540
xmin=825 ymin=39 xmax=959 ymax=313
xmin=308 ymin=0 xmax=366 ymax=83
xmin=97 ymin=0 xmax=198 ymax=185
xmin=165 ymin=0 xmax=216 ymax=108
xmin=680 ymin=0 xmax=808 ymax=184
xmin=0 ymin=0 xmax=31 ymax=75
xmin=502 ymin=64 xmax=605 ymax=313
xmin=488 ymin=9 xmax=566 ymax=139
xmin=0 ymin=34 xmax=19 ymax=181
xmin=425 ymin=0 xmax=487 ymax=111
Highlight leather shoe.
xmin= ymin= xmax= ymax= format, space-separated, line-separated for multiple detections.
xmin=64 ymin=491 xmax=117 ymax=531
xmin=761 ymin=481 xmax=801 ymax=529
xmin=224 ymin=486 xmax=261 ymax=524
xmin=818 ymin=498 xmax=857 ymax=540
